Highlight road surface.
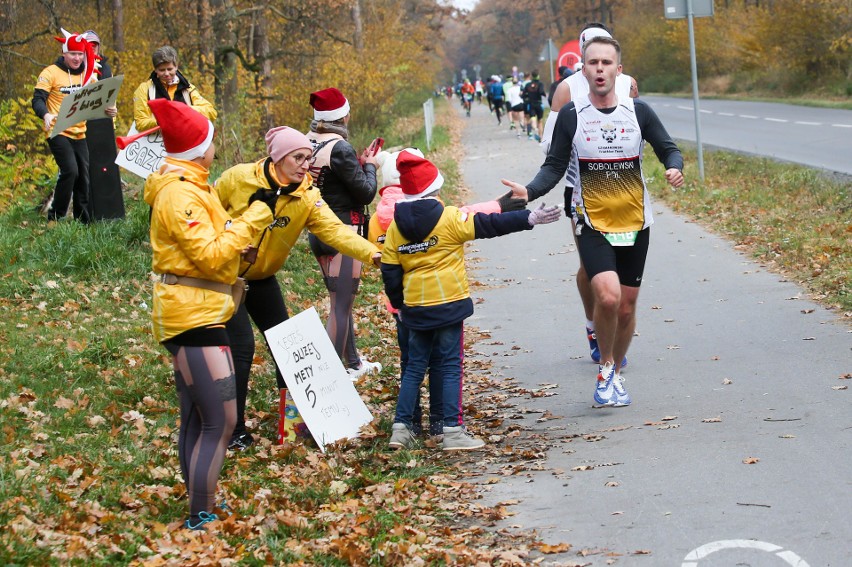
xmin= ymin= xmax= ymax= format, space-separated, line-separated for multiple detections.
xmin=456 ymin=99 xmax=851 ymax=566
xmin=641 ymin=96 xmax=852 ymax=176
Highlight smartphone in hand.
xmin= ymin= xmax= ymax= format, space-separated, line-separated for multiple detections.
xmin=371 ymin=137 xmax=385 ymax=156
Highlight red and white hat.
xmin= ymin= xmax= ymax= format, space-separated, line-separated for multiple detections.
xmin=147 ymin=99 xmax=214 ymax=161
xmin=397 ymin=150 xmax=443 ymax=201
xmin=54 ymin=28 xmax=99 ymax=84
xmin=309 ymin=88 xmax=350 ymax=121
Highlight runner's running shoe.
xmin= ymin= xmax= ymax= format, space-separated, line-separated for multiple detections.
xmin=612 ymin=374 xmax=631 ymax=407
xmin=586 ymin=326 xmax=628 ymax=368
xmin=594 ymin=362 xmax=617 ymax=406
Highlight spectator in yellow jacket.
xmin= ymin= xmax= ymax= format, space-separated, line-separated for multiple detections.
xmin=142 ymin=99 xmax=274 ymax=531
xmin=132 ymin=46 xmax=217 ymax=132
xmin=215 ymin=126 xmax=381 ymax=450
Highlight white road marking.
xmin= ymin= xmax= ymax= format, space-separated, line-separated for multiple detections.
xmin=700 ymin=109 xmax=712 ymax=114
xmin=682 ymin=539 xmax=810 ymax=567
xmin=765 ymin=118 xmax=788 ymax=123
xmin=832 ymin=123 xmax=852 ymax=128
xmin=739 ymin=115 xmax=759 ymax=119
xmin=677 ymin=105 xmax=693 ymax=111
xmin=794 ymin=121 xmax=821 ymax=125
xmin=718 ymin=112 xmax=735 ymax=116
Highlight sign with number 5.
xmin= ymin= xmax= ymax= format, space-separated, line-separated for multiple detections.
xmin=50 ymin=75 xmax=123 ymax=138
xmin=265 ymin=307 xmax=374 ymax=452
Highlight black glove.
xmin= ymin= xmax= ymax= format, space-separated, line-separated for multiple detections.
xmin=497 ymin=191 xmax=527 ymax=212
xmin=248 ymin=188 xmax=278 ymax=215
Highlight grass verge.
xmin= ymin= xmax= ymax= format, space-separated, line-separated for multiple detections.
xmin=644 ymin=146 xmax=851 ymax=314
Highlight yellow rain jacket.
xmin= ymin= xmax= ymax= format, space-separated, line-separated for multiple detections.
xmin=143 ymin=157 xmax=273 ymax=342
xmin=215 ymin=158 xmax=379 ymax=280
xmin=132 ymin=77 xmax=218 ymax=132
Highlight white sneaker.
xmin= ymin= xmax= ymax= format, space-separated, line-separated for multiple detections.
xmin=347 ymin=357 xmax=382 ymax=381
xmin=612 ymin=373 xmax=631 ymax=407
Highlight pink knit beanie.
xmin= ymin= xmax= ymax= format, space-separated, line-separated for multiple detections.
xmin=265 ymin=126 xmax=312 ymax=164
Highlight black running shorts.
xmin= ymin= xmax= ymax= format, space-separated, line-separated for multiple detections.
xmin=576 ymin=224 xmax=650 ymax=288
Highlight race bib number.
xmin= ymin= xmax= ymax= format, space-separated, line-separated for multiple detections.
xmin=604 ymin=231 xmax=638 ymax=247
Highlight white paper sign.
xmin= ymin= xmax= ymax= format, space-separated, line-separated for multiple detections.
xmin=115 ymin=122 xmax=166 ymax=179
xmin=50 ymin=75 xmax=123 ymax=138
xmin=264 ymin=307 xmax=373 ymax=452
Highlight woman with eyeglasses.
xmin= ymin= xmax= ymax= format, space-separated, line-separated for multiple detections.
xmin=215 ymin=126 xmax=381 ymax=451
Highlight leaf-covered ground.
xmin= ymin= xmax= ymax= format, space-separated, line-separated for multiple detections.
xmin=0 ymin=100 xmax=581 ymax=566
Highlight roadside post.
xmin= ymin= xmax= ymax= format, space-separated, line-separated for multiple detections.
xmin=665 ymin=0 xmax=714 ymax=181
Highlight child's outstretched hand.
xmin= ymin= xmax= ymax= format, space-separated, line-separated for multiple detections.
xmin=528 ymin=202 xmax=562 ymax=226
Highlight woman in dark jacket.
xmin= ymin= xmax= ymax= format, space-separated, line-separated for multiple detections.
xmin=306 ymin=87 xmax=382 ymax=378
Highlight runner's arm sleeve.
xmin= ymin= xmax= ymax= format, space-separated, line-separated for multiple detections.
xmin=636 ymin=100 xmax=684 ymax=171
xmin=526 ymin=102 xmax=577 ymax=201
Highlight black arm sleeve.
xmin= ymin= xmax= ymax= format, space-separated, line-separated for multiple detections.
xmin=32 ymin=89 xmax=49 ymax=119
xmin=329 ymin=142 xmax=378 ymax=205
xmin=525 ymin=102 xmax=578 ymax=201
xmin=635 ymin=100 xmax=684 ymax=171
xmin=380 ymin=263 xmax=405 ymax=309
xmin=472 ymin=209 xmax=532 ymax=239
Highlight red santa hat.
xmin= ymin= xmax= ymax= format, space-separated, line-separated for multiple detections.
xmin=309 ymin=88 xmax=350 ymax=122
xmin=147 ymin=99 xmax=214 ymax=161
xmin=397 ymin=150 xmax=443 ymax=201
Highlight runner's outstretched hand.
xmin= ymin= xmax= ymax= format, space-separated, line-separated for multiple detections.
xmin=500 ymin=178 xmax=528 ymax=202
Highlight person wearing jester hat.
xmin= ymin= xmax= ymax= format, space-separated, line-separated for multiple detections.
xmin=141 ymin=99 xmax=275 ymax=531
xmin=32 ymin=28 xmax=114 ymax=223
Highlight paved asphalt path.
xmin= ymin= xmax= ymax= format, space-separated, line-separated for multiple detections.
xmin=455 ymin=100 xmax=851 ymax=566
xmin=640 ymin=96 xmax=852 ymax=176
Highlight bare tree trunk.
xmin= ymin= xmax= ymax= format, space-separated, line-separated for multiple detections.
xmin=543 ymin=0 xmax=565 ymax=42
xmin=210 ymin=0 xmax=239 ymax=128
xmin=197 ymin=0 xmax=213 ymax=74
xmin=110 ymin=0 xmax=124 ymax=74
xmin=252 ymin=13 xmax=273 ymax=131
xmin=352 ymin=0 xmax=364 ymax=51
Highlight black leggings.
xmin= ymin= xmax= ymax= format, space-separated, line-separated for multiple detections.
xmin=308 ymin=233 xmax=363 ymax=370
xmin=225 ymin=275 xmax=290 ymax=435
xmin=47 ymin=135 xmax=90 ymax=223
xmin=166 ymin=344 xmax=237 ymax=519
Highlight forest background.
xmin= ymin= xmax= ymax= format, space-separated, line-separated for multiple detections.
xmin=1 ymin=0 xmax=849 ymax=206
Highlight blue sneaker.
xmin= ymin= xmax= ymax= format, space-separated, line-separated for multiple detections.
xmin=612 ymin=374 xmax=631 ymax=407
xmin=586 ymin=326 xmax=628 ymax=368
xmin=185 ymin=511 xmax=218 ymax=531
xmin=594 ymin=362 xmax=617 ymax=406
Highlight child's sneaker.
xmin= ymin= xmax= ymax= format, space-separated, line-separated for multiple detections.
xmin=612 ymin=374 xmax=631 ymax=407
xmin=442 ymin=426 xmax=485 ymax=451
xmin=389 ymin=423 xmax=416 ymax=450
xmin=185 ymin=511 xmax=218 ymax=531
xmin=594 ymin=362 xmax=617 ymax=406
